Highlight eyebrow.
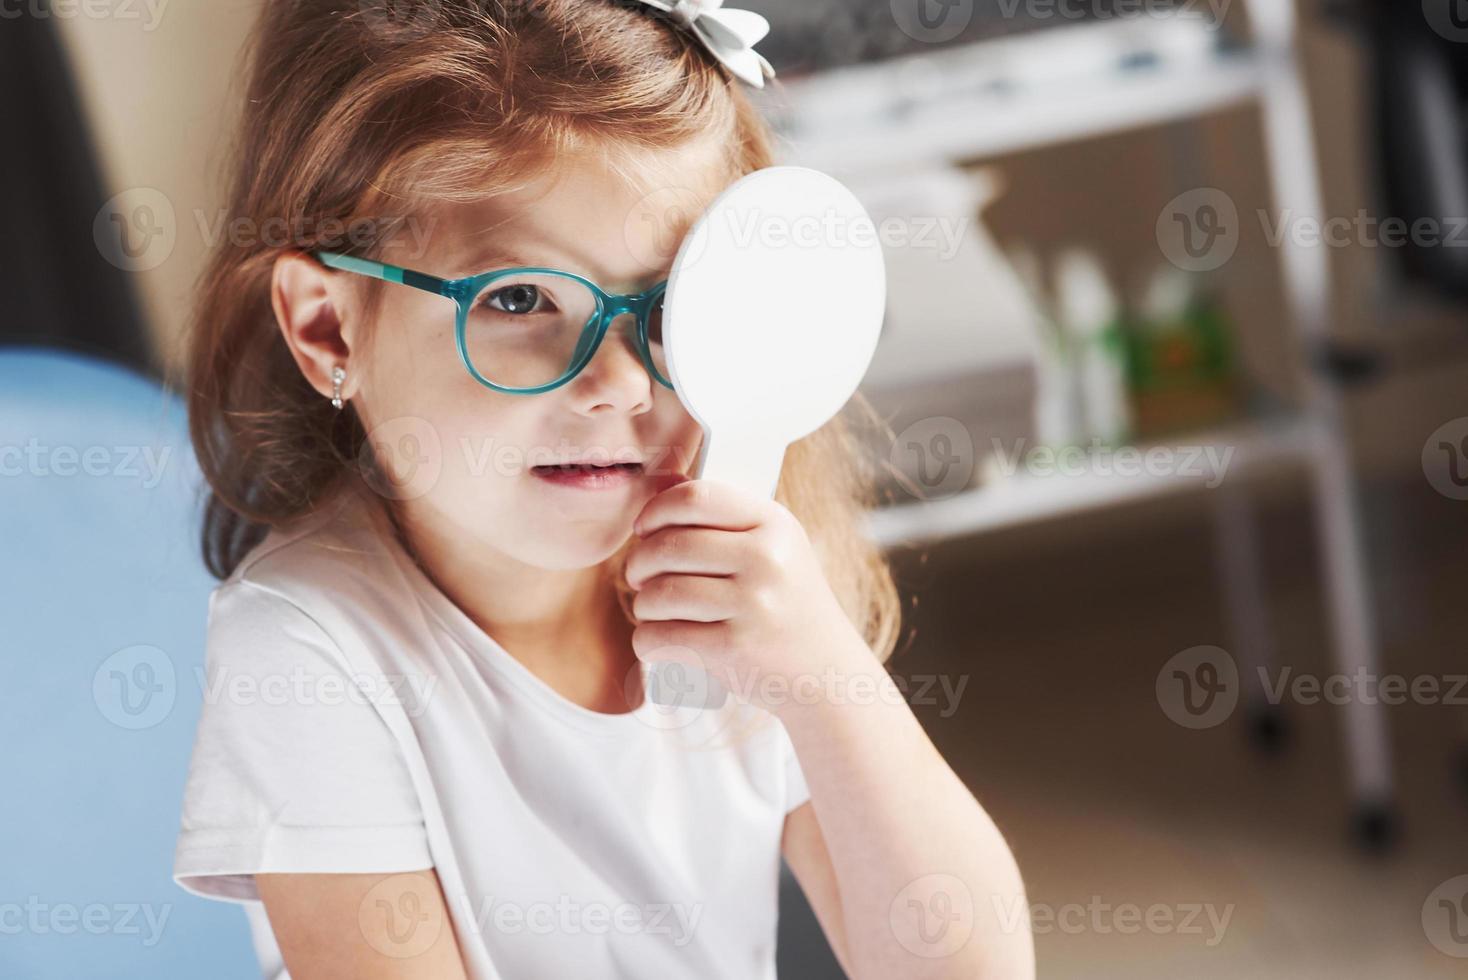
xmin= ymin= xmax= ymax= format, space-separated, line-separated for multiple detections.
xmin=451 ymin=247 xmax=531 ymax=276
xmin=450 ymin=246 xmax=669 ymax=292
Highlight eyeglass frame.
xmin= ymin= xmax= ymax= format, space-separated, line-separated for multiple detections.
xmin=313 ymin=250 xmax=675 ymax=395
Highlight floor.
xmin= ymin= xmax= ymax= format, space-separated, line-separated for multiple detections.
xmin=777 ymin=469 xmax=1468 ymax=978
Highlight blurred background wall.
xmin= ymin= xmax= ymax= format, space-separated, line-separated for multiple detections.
xmin=49 ymin=0 xmax=256 ymax=373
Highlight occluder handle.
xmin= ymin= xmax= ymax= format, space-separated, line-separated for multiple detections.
xmin=645 ymin=433 xmax=788 ymax=710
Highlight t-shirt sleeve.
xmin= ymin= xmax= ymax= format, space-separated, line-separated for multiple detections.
xmin=173 ymin=580 xmax=432 ymax=903
xmin=777 ymin=719 xmax=811 ymax=814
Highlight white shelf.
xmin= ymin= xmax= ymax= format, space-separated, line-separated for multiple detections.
xmin=767 ymin=20 xmax=1275 ymax=176
xmin=784 ymin=0 xmax=1400 ymax=823
xmin=864 ymin=416 xmax=1317 ymax=549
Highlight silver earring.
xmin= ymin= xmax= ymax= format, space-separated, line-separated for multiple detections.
xmin=330 ymin=365 xmax=346 ymax=410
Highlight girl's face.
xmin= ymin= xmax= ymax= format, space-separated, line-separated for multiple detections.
xmin=349 ymin=144 xmax=729 ymax=573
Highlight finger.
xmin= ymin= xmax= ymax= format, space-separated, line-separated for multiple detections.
xmin=629 ymin=631 xmax=729 ymax=711
xmin=631 ymin=619 xmax=733 ymax=666
xmin=642 ymin=468 xmax=693 ymax=498
xmin=634 ymin=478 xmax=767 ymax=538
xmin=624 ymin=526 xmax=749 ymax=590
xmin=631 ymin=573 xmax=738 ymax=624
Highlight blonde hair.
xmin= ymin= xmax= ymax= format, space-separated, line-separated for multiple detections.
xmin=183 ymin=0 xmax=907 ymax=664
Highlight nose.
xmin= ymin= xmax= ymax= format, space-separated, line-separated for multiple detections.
xmin=570 ymin=312 xmax=653 ymax=414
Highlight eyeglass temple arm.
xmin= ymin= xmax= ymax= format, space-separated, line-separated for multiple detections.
xmin=315 ymin=250 xmax=454 ymax=299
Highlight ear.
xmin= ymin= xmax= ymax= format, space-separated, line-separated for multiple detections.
xmin=271 ymin=251 xmax=360 ymax=403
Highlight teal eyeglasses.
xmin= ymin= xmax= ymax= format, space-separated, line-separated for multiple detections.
xmin=314 ymin=250 xmax=674 ymax=395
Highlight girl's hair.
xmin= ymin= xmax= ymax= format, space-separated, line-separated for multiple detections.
xmin=182 ymin=0 xmax=908 ymax=664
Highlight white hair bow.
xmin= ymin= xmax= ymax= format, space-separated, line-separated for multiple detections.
xmin=630 ymin=0 xmax=776 ymax=89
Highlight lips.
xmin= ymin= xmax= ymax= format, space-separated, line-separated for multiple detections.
xmin=531 ymin=461 xmax=644 ymax=474
xmin=531 ymin=448 xmax=646 ymax=469
xmin=529 ymin=459 xmax=646 ymax=491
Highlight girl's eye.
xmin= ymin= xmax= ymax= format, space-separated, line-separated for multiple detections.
xmin=484 ymin=283 xmax=553 ymax=315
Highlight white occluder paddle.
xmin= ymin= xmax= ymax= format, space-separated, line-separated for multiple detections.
xmin=647 ymin=165 xmax=887 ymax=710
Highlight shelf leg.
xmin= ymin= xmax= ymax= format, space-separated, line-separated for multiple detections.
xmin=1247 ymin=0 xmax=1397 ymax=847
xmin=1210 ymin=486 xmax=1290 ymax=753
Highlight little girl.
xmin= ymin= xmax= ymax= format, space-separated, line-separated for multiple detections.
xmin=172 ymin=2 xmax=1033 ymax=978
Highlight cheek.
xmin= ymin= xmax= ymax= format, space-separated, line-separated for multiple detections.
xmin=356 ymin=306 xmax=532 ymax=508
xmin=430 ymin=399 xmax=537 ymax=500
xmin=653 ymin=397 xmax=703 ymax=476
xmin=356 ymin=296 xmax=461 ymax=419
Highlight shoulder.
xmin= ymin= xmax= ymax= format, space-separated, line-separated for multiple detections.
xmin=203 ymin=481 xmax=409 ymax=674
xmin=219 ymin=481 xmax=401 ymax=623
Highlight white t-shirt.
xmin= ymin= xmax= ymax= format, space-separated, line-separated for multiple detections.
xmin=172 ymin=480 xmax=811 ymax=979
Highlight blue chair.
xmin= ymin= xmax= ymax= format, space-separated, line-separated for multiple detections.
xmin=0 ymin=347 xmax=258 ymax=979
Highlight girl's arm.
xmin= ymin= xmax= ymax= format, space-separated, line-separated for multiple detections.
xmin=781 ymin=800 xmax=855 ymax=976
xmin=778 ymin=664 xmax=1035 ymax=980
xmin=627 ymin=476 xmax=1035 ymax=980
xmin=257 ymin=870 xmax=470 ymax=979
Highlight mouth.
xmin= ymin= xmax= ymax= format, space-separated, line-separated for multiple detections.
xmin=530 ymin=460 xmax=645 ymax=489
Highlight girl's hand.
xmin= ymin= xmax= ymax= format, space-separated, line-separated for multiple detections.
xmin=625 ymin=474 xmax=874 ymax=718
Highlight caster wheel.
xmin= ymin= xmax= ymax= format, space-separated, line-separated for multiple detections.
xmin=1349 ymin=799 xmax=1401 ymax=855
xmin=1246 ymin=704 xmax=1291 ymax=756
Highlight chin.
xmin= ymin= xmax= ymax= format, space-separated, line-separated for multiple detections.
xmin=520 ymin=525 xmax=635 ymax=572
